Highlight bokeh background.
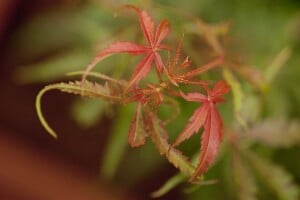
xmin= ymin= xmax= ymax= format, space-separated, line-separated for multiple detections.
xmin=0 ymin=0 xmax=299 ymax=199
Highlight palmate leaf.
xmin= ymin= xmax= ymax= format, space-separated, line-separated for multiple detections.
xmin=172 ymin=80 xmax=229 ymax=181
xmin=36 ymin=80 xmax=121 ymax=138
xmin=82 ymin=5 xmax=170 ymax=89
xmin=241 ymin=148 xmax=299 ymax=200
xmin=124 ymin=6 xmax=169 ymax=85
xmin=166 ymin=55 xmax=224 ymax=86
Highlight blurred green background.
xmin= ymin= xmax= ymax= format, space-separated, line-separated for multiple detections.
xmin=0 ymin=0 xmax=299 ymax=199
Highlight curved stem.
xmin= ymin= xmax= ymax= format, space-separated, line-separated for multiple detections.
xmin=36 ymin=85 xmax=60 ymax=138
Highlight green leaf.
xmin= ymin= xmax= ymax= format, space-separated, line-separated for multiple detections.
xmin=8 ymin=5 xmax=111 ymax=61
xmin=15 ymin=50 xmax=92 ymax=84
xmin=71 ymin=98 xmax=109 ymax=128
xmin=242 ymin=148 xmax=299 ymax=200
xmin=100 ymin=104 xmax=135 ymax=180
xmin=234 ymin=65 xmax=266 ymax=92
xmin=151 ymin=150 xmax=200 ymax=198
xmin=231 ymin=151 xmax=257 ymax=200
xmin=151 ymin=173 xmax=186 ymax=198
xmin=265 ymin=47 xmax=291 ymax=84
xmin=223 ymin=69 xmax=247 ymax=127
xmin=152 ymin=170 xmax=218 ymax=198
xmin=239 ymin=94 xmax=262 ymax=124
xmin=183 ymin=179 xmax=219 ymax=194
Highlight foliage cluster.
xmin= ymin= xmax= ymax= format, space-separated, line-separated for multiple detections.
xmin=11 ymin=1 xmax=299 ymax=198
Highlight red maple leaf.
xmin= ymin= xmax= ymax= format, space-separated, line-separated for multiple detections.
xmin=82 ymin=5 xmax=170 ymax=90
xmin=172 ymin=80 xmax=230 ymax=182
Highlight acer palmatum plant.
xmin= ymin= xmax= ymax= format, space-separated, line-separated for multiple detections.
xmin=36 ymin=5 xmax=229 ymax=186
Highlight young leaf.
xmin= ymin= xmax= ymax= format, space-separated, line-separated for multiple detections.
xmin=190 ymin=103 xmax=223 ymax=182
xmin=128 ymin=82 xmax=166 ymax=111
xmin=128 ymin=102 xmax=148 ymax=147
xmin=173 ymin=80 xmax=230 ymax=181
xmin=165 ymin=38 xmax=223 ymax=86
xmin=82 ymin=5 xmax=170 ymax=89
